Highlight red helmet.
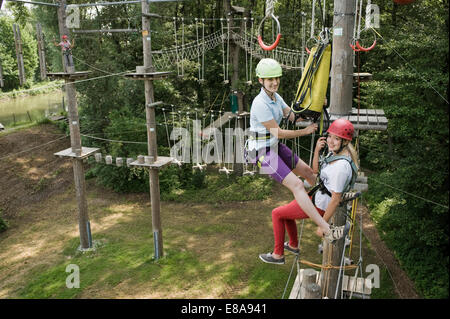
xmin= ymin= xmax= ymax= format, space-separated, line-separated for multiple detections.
xmin=327 ymin=118 xmax=354 ymax=140
xmin=62 ymin=35 xmax=68 ymax=39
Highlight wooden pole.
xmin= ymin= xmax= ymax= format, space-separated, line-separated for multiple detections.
xmin=36 ymin=23 xmax=47 ymax=80
xmin=303 ymin=269 xmax=322 ymax=299
xmin=58 ymin=0 xmax=91 ymax=249
xmin=329 ymin=0 xmax=355 ymax=116
xmin=223 ymin=0 xmax=244 ymax=176
xmin=13 ymin=24 xmax=26 ymax=86
xmin=141 ymin=0 xmax=164 ymax=259
xmin=57 ymin=0 xmax=70 ymax=72
xmin=320 ymin=0 xmax=356 ymax=299
xmin=0 ymin=59 xmax=4 ymax=88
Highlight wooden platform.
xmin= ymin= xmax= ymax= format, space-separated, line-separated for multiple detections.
xmin=54 ymin=147 xmax=99 ymax=159
xmin=289 ymin=268 xmax=372 ymax=299
xmin=353 ymin=72 xmax=372 ymax=82
xmin=47 ymin=71 xmax=92 ymax=80
xmin=128 ymin=156 xmax=173 ymax=169
xmin=124 ymin=71 xmax=172 ymax=80
xmin=297 ymin=108 xmax=388 ymax=131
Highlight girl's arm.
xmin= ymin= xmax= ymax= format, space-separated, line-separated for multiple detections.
xmin=262 ymin=119 xmax=317 ymax=139
xmin=322 ymin=192 xmax=342 ymax=222
xmin=315 ymin=191 xmax=342 ymax=237
xmin=312 ymin=136 xmax=326 ymax=174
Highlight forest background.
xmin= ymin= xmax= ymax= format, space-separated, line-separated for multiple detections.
xmin=0 ymin=0 xmax=448 ymax=298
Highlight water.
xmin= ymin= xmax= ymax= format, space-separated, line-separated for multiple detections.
xmin=0 ymin=91 xmax=65 ymax=128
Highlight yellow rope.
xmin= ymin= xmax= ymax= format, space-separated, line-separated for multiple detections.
xmin=300 ymin=259 xmax=358 ymax=270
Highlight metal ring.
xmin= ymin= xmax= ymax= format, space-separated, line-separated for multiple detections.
xmin=353 ymin=28 xmax=377 ymax=52
xmin=257 ymin=13 xmax=282 ymax=51
xmin=305 ymin=37 xmax=319 ymax=54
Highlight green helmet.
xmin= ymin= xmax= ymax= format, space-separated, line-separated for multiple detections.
xmin=255 ymin=58 xmax=282 ymax=78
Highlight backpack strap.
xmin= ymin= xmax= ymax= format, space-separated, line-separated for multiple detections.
xmin=322 ymin=154 xmax=358 ymax=193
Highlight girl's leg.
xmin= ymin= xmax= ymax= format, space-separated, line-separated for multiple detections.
xmin=292 ymin=158 xmax=316 ymax=187
xmin=272 ymin=202 xmax=303 ymax=256
xmin=282 ymin=172 xmax=330 ymax=234
xmin=277 ymin=144 xmax=315 ymax=186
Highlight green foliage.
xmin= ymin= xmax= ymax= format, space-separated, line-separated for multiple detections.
xmin=0 ymin=209 xmax=8 ymax=233
xmin=0 ymin=14 xmax=38 ymax=91
xmin=21 ymin=0 xmax=447 ymax=298
xmin=358 ymin=1 xmax=449 ymax=299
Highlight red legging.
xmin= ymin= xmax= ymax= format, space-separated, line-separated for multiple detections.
xmin=272 ymin=199 xmax=325 ymax=256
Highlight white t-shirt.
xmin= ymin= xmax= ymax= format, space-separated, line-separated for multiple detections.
xmin=314 ymin=159 xmax=353 ymax=211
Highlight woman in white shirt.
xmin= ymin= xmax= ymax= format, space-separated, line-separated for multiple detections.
xmin=259 ymin=118 xmax=358 ymax=264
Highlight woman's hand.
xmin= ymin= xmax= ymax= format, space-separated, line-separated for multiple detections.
xmin=315 ymin=227 xmax=324 ymax=238
xmin=303 ymin=123 xmax=318 ymax=135
xmin=315 ymin=136 xmax=327 ymax=153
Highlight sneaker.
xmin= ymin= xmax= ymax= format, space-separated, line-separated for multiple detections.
xmin=259 ymin=252 xmax=285 ymax=265
xmin=284 ymin=242 xmax=300 ymax=255
xmin=324 ymin=221 xmax=351 ymax=243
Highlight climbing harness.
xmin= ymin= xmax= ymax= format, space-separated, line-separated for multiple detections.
xmin=289 ymin=37 xmax=331 ymax=134
xmin=308 ymin=152 xmax=359 ymax=201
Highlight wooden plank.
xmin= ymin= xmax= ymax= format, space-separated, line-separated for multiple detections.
xmin=343 ymin=275 xmax=372 ymax=295
xmin=54 ymin=147 xmax=99 ymax=159
xmin=129 ymin=156 xmax=173 ymax=169
xmin=368 ymin=115 xmax=378 ymax=125
xmin=289 ymin=271 xmax=302 ymax=299
xmin=378 ymin=116 xmax=388 ymax=125
xmin=124 ymin=71 xmax=172 ymax=80
xmin=353 ymin=182 xmax=368 ymax=192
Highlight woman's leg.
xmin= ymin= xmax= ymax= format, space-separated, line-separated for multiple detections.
xmin=277 ymin=144 xmax=316 ymax=186
xmin=272 ymin=202 xmax=302 ymax=256
xmin=282 ymin=172 xmax=330 ymax=233
xmin=292 ymin=158 xmax=316 ymax=187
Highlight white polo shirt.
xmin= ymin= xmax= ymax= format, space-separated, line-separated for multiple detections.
xmin=248 ymin=88 xmax=289 ymax=151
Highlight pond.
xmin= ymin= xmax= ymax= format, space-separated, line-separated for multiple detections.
xmin=0 ymin=91 xmax=65 ymax=128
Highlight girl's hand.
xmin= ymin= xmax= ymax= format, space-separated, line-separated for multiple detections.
xmin=303 ymin=123 xmax=318 ymax=135
xmin=315 ymin=136 xmax=327 ymax=152
xmin=315 ymin=227 xmax=324 ymax=238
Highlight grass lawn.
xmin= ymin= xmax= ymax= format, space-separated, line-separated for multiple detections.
xmin=0 ymin=173 xmax=397 ymax=299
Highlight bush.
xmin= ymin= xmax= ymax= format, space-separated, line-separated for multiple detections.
xmin=0 ymin=209 xmax=8 ymax=233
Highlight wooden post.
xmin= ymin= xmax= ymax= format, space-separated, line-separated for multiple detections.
xmin=0 ymin=58 xmax=4 ymax=88
xmin=57 ymin=0 xmax=70 ymax=72
xmin=320 ymin=0 xmax=356 ymax=299
xmin=13 ymin=24 xmax=26 ymax=86
xmin=303 ymin=268 xmax=322 ymax=299
xmin=329 ymin=0 xmax=355 ymax=116
xmin=57 ymin=0 xmax=91 ymax=249
xmin=36 ymin=23 xmax=47 ymax=80
xmin=141 ymin=0 xmax=164 ymax=259
xmin=223 ymin=0 xmax=244 ymax=176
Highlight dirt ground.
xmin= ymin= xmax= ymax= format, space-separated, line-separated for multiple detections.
xmin=0 ymin=124 xmax=420 ymax=299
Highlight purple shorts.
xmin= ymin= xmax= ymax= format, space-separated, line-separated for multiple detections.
xmin=254 ymin=143 xmax=300 ymax=184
